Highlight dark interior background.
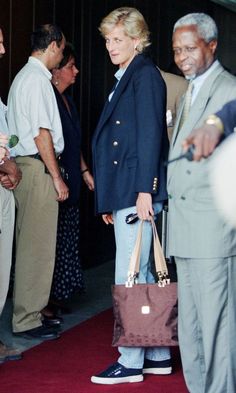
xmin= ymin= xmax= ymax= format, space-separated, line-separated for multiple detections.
xmin=0 ymin=0 xmax=235 ymax=267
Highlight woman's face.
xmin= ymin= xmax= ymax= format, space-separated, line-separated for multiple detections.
xmin=57 ymin=56 xmax=79 ymax=89
xmin=104 ymin=25 xmax=140 ymax=69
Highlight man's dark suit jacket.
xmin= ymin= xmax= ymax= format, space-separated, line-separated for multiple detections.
xmin=92 ymin=54 xmax=169 ymax=214
xmin=216 ymin=99 xmax=236 ymax=136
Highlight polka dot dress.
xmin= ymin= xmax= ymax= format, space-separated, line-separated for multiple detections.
xmin=50 ymin=203 xmax=85 ymax=300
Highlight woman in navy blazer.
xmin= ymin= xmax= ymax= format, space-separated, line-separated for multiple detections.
xmin=91 ymin=7 xmax=170 ymax=385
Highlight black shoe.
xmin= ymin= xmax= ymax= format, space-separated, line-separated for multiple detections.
xmin=42 ymin=315 xmax=63 ymax=327
xmin=14 ymin=325 xmax=60 ymax=340
xmin=91 ymin=362 xmax=143 ymax=385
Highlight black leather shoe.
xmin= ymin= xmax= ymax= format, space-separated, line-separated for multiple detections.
xmin=14 ymin=325 xmax=60 ymax=340
xmin=42 ymin=315 xmax=63 ymax=327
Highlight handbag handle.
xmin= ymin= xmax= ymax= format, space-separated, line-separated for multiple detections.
xmin=126 ymin=217 xmax=169 ymax=287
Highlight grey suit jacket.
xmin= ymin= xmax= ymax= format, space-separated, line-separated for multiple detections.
xmin=167 ymin=62 xmax=236 ymax=258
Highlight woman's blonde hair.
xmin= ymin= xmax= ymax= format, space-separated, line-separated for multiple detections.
xmin=99 ymin=7 xmax=150 ymax=53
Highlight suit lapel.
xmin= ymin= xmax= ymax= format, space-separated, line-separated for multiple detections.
xmin=171 ymin=97 xmax=185 ymax=147
xmin=168 ymin=63 xmax=225 ymax=183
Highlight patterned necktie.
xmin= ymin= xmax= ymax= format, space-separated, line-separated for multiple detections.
xmin=179 ymin=81 xmax=193 ymax=129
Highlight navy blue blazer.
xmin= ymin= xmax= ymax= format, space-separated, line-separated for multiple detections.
xmin=53 ymin=86 xmax=82 ymax=205
xmin=92 ymin=54 xmax=169 ymax=214
xmin=216 ymin=99 xmax=236 ymax=136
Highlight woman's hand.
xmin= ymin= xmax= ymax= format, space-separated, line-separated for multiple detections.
xmin=82 ymin=170 xmax=95 ymax=191
xmin=136 ymin=192 xmax=154 ymax=220
xmin=102 ymin=214 xmax=114 ymax=225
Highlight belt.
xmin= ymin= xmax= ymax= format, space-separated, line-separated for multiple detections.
xmin=22 ymin=153 xmax=64 ymax=177
xmin=27 ymin=153 xmax=43 ymax=161
xmin=20 ymin=153 xmax=60 ymax=160
xmin=18 ymin=154 xmax=49 ymax=174
xmin=15 ymin=153 xmax=44 ymax=161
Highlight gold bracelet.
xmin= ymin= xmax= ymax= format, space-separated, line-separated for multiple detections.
xmin=205 ymin=114 xmax=224 ymax=134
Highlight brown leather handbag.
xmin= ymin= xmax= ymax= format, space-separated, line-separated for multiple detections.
xmin=112 ymin=218 xmax=178 ymax=347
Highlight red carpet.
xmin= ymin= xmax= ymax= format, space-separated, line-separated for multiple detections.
xmin=0 ymin=309 xmax=188 ymax=393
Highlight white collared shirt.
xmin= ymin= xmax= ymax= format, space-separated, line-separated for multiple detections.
xmin=0 ymin=98 xmax=8 ymax=135
xmin=0 ymin=99 xmax=17 ymax=156
xmin=7 ymin=56 xmax=64 ymax=156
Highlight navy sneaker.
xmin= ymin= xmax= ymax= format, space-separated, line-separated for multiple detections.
xmin=91 ymin=362 xmax=143 ymax=384
xmin=143 ymin=358 xmax=172 ymax=375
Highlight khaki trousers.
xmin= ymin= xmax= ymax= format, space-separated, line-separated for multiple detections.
xmin=13 ymin=157 xmax=58 ymax=332
xmin=0 ymin=185 xmax=15 ymax=316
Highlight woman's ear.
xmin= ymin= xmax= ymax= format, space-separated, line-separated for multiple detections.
xmin=134 ymin=38 xmax=141 ymax=51
xmin=52 ymin=68 xmax=60 ymax=84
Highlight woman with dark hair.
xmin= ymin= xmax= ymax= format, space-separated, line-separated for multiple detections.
xmin=43 ymin=44 xmax=94 ymax=317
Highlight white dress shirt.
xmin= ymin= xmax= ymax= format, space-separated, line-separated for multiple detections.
xmin=7 ymin=56 xmax=64 ymax=155
xmin=0 ymin=98 xmax=8 ymax=135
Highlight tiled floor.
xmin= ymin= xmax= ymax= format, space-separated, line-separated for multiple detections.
xmin=0 ymin=260 xmax=114 ymax=352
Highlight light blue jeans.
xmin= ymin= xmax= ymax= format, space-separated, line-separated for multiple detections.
xmin=112 ymin=203 xmax=170 ymax=369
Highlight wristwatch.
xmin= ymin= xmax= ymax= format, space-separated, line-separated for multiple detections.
xmin=205 ymin=114 xmax=224 ymax=134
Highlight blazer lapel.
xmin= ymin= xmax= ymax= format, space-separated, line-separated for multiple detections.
xmin=93 ymin=55 xmax=144 ymax=140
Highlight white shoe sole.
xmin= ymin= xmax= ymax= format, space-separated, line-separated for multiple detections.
xmin=143 ymin=367 xmax=172 ymax=375
xmin=91 ymin=374 xmax=143 ymax=384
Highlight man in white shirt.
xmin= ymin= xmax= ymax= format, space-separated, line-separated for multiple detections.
xmin=0 ymin=28 xmax=22 ymax=364
xmin=167 ymin=13 xmax=236 ymax=393
xmin=7 ymin=24 xmax=68 ymax=340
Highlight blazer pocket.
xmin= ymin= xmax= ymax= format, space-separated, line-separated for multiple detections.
xmin=127 ymin=157 xmax=138 ymax=168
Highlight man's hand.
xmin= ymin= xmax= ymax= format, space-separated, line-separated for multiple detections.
xmin=1 ymin=174 xmax=15 ymax=189
xmin=0 ymin=133 xmax=9 ymax=147
xmin=34 ymin=129 xmax=69 ymax=201
xmin=136 ymin=192 xmax=154 ymax=220
xmin=182 ymin=124 xmax=222 ymax=161
xmin=52 ymin=177 xmax=69 ymax=202
xmin=0 ymin=160 xmax=22 ymax=189
xmin=0 ymin=146 xmax=7 ymax=161
xmin=0 ymin=133 xmax=9 ymax=162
